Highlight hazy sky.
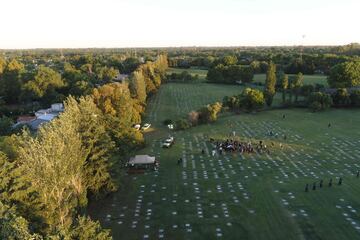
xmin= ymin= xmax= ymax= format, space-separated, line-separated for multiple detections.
xmin=1 ymin=0 xmax=359 ymax=48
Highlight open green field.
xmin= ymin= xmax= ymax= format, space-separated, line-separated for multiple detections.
xmin=167 ymin=68 xmax=328 ymax=86
xmin=89 ymin=82 xmax=360 ymax=240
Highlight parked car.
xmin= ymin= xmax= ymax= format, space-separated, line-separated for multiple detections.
xmin=133 ymin=124 xmax=141 ymax=130
xmin=162 ymin=136 xmax=175 ymax=148
xmin=141 ymin=123 xmax=151 ymax=130
xmin=167 ymin=124 xmax=174 ymax=130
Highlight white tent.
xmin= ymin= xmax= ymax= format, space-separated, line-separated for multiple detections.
xmin=129 ymin=155 xmax=155 ymax=165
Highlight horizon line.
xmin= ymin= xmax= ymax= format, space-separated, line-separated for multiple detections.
xmin=1 ymin=43 xmax=359 ymax=51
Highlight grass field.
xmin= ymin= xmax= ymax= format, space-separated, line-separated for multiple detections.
xmin=167 ymin=67 xmax=328 ymax=86
xmin=89 ymin=82 xmax=360 ymax=240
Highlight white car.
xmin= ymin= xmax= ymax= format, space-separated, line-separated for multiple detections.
xmin=133 ymin=124 xmax=141 ymax=130
xmin=141 ymin=123 xmax=151 ymax=130
xmin=162 ymin=137 xmax=174 ymax=148
xmin=167 ymin=124 xmax=174 ymax=130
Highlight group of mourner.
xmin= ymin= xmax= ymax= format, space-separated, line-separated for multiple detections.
xmin=209 ymin=136 xmax=283 ymax=156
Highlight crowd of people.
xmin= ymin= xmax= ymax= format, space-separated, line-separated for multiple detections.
xmin=209 ymin=138 xmax=273 ymax=156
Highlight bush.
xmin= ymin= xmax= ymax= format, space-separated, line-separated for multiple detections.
xmin=308 ymin=92 xmax=332 ymax=112
xmin=309 ymin=101 xmax=322 ymax=112
xmin=240 ymin=88 xmax=265 ymax=112
xmin=175 ymin=119 xmax=191 ymax=130
xmin=198 ymin=102 xmax=222 ymax=123
xmin=350 ymin=90 xmax=360 ymax=106
xmin=332 ymin=88 xmax=351 ymax=106
xmin=163 ymin=119 xmax=173 ymax=125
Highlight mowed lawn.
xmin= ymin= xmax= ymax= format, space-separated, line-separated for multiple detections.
xmin=89 ymin=82 xmax=360 ymax=240
xmin=167 ymin=68 xmax=328 ymax=86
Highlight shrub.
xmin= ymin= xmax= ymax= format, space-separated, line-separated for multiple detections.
xmin=308 ymin=92 xmax=332 ymax=112
xmin=350 ymin=90 xmax=360 ymax=106
xmin=198 ymin=102 xmax=222 ymax=123
xmin=332 ymin=88 xmax=351 ymax=106
xmin=240 ymin=88 xmax=265 ymax=112
xmin=175 ymin=119 xmax=191 ymax=130
xmin=163 ymin=119 xmax=173 ymax=125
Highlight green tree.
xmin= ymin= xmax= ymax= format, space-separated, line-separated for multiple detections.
xmin=175 ymin=119 xmax=191 ymax=130
xmin=140 ymin=63 xmax=158 ymax=95
xmin=281 ymin=74 xmax=289 ymax=103
xmin=223 ymin=55 xmax=238 ymax=66
xmin=97 ymin=66 xmax=119 ymax=83
xmin=62 ymin=96 xmax=116 ymax=196
xmin=0 ymin=200 xmax=43 ymax=240
xmin=129 ymin=70 xmax=147 ymax=103
xmin=292 ymin=72 xmax=304 ymax=102
xmin=332 ymin=88 xmax=351 ymax=106
xmin=92 ymin=83 xmax=143 ymax=153
xmin=328 ymin=61 xmax=360 ymax=88
xmin=0 ymin=59 xmax=25 ymax=103
xmin=308 ymin=92 xmax=332 ymax=112
xmin=23 ymin=65 xmax=64 ymax=102
xmin=0 ymin=116 xmax=13 ymax=136
xmin=240 ymin=88 xmax=265 ymax=112
xmin=264 ymin=62 xmax=277 ymax=106
xmin=0 ymin=57 xmax=6 ymax=75
xmin=70 ymin=215 xmax=112 ymax=240
xmin=17 ymin=120 xmax=86 ymax=232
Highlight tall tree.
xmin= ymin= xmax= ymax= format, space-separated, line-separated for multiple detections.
xmin=292 ymin=72 xmax=304 ymax=102
xmin=0 ymin=59 xmax=25 ymax=103
xmin=129 ymin=70 xmax=147 ymax=103
xmin=62 ymin=96 xmax=116 ymax=196
xmin=264 ymin=62 xmax=277 ymax=107
xmin=0 ymin=57 xmax=6 ymax=75
xmin=17 ymin=120 xmax=86 ymax=232
xmin=281 ymin=74 xmax=289 ymax=103
xmin=92 ymin=83 xmax=143 ymax=153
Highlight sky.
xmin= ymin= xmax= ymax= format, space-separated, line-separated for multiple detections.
xmin=1 ymin=0 xmax=359 ymax=49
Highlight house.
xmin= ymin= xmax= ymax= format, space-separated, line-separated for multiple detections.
xmin=18 ymin=103 xmax=65 ymax=131
xmin=35 ymin=103 xmax=64 ymax=117
xmin=27 ymin=119 xmax=49 ymax=131
xmin=113 ymin=74 xmax=129 ymax=83
xmin=51 ymin=103 xmax=64 ymax=112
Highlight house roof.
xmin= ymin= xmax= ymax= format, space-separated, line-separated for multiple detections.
xmin=129 ymin=155 xmax=155 ymax=165
xmin=37 ymin=113 xmax=57 ymax=121
xmin=27 ymin=119 xmax=49 ymax=130
xmin=17 ymin=115 xmax=36 ymax=123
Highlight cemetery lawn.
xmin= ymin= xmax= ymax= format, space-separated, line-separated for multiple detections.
xmin=89 ymin=82 xmax=360 ymax=240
